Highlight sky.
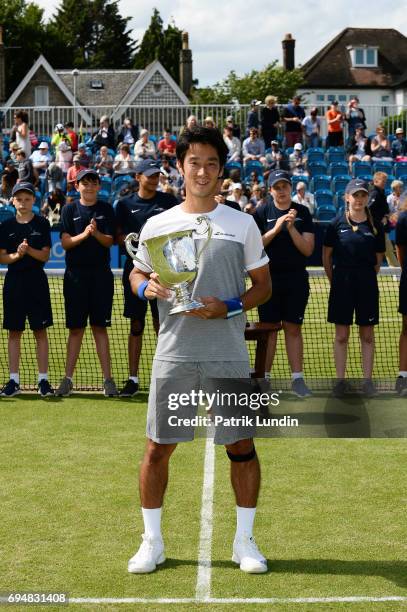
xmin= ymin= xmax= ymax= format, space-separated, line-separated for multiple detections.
xmin=36 ymin=0 xmax=407 ymax=86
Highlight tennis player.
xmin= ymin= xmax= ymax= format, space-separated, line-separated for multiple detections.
xmin=395 ymin=192 xmax=407 ymax=395
xmin=55 ymin=169 xmax=118 ymax=397
xmin=323 ymin=179 xmax=385 ymax=397
xmin=0 ymin=182 xmax=54 ymax=397
xmin=115 ymin=160 xmax=177 ymax=397
xmin=127 ymin=127 xmax=271 ymax=574
xmin=253 ymin=170 xmax=314 ymax=397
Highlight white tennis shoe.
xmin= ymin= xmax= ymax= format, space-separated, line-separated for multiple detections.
xmin=232 ymin=533 xmax=268 ymax=573
xmin=127 ymin=534 xmax=165 ymax=573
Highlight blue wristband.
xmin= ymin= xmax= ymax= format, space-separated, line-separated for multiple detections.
xmin=224 ymin=297 xmax=243 ymax=319
xmin=137 ymin=280 xmax=149 ymax=301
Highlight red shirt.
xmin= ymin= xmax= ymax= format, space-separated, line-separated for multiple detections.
xmin=158 ymin=139 xmax=176 ymax=156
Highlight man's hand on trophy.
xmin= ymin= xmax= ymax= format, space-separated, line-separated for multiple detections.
xmin=184 ymin=296 xmax=227 ymax=319
xmin=144 ymin=272 xmax=172 ymax=300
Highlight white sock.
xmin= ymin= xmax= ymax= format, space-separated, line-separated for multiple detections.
xmin=264 ymin=372 xmax=271 ymax=380
xmin=399 ymin=371 xmax=407 ymax=378
xmin=292 ymin=372 xmax=304 ymax=380
xmin=142 ymin=507 xmax=162 ymax=539
xmin=129 ymin=376 xmax=138 ymax=383
xmin=10 ymin=373 xmax=19 ymax=384
xmin=38 ymin=373 xmax=48 ymax=382
xmin=66 ymin=376 xmax=73 ymax=382
xmin=235 ymin=506 xmax=256 ymax=538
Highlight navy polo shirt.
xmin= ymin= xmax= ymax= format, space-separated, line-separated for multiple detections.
xmin=0 ymin=215 xmax=51 ymax=273
xmin=324 ymin=213 xmax=385 ymax=268
xmin=396 ymin=211 xmax=407 ymax=270
xmin=254 ymin=199 xmax=314 ymax=272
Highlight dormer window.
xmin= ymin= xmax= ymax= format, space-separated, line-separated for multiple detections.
xmin=89 ymin=79 xmax=104 ymax=89
xmin=348 ymin=46 xmax=378 ymax=68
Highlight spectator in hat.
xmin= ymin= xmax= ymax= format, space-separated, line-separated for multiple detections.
xmin=302 ymin=107 xmax=321 ymax=149
xmin=345 ymin=97 xmax=366 ymax=137
xmin=92 ymin=115 xmax=116 ymax=151
xmin=223 ymin=125 xmax=241 ymax=162
xmin=114 ymin=143 xmax=136 ymax=176
xmin=51 ymin=123 xmax=72 ymax=151
xmin=325 ymin=101 xmax=344 ymax=147
xmin=228 ymin=182 xmax=248 ymax=210
xmin=56 ymin=141 xmax=73 ymax=174
xmin=134 ymin=129 xmax=157 ymax=161
xmin=289 ymin=143 xmax=308 ymax=176
xmin=264 ymin=140 xmax=289 ymax=174
xmin=242 ymin=127 xmax=266 ymax=165
xmin=66 ymin=155 xmax=86 ymax=190
xmin=30 ymin=142 xmax=53 ymax=175
xmin=246 ymin=99 xmax=261 ymax=135
xmin=117 ymin=117 xmax=139 ymax=148
xmin=392 ymin=127 xmax=407 ymax=160
xmin=261 ymin=96 xmax=280 ymax=148
xmin=282 ymin=95 xmax=305 ymax=148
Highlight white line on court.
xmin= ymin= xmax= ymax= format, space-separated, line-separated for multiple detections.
xmin=195 ymin=432 xmax=216 ymax=601
xmin=69 ymin=596 xmax=407 ymax=604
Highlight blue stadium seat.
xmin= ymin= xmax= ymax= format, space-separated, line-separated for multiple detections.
xmin=353 ymin=161 xmax=372 ymax=178
xmin=337 ymin=204 xmax=345 ymax=216
xmin=316 ymin=204 xmax=337 ymax=221
xmin=307 ymin=147 xmax=325 ymax=163
xmin=312 ymin=175 xmax=331 ymax=192
xmin=397 ymin=174 xmax=407 ymax=184
xmin=327 ymin=147 xmax=346 ymax=164
xmin=335 ymin=190 xmax=345 ymax=209
xmin=329 ymin=161 xmax=349 ymax=178
xmin=225 ymin=161 xmax=242 ymax=176
xmin=308 ymin=161 xmax=328 ymax=177
xmin=107 ymin=148 xmax=116 ymax=158
xmin=100 ymin=176 xmax=112 ymax=193
xmin=285 ymin=147 xmax=294 ymax=156
xmin=113 ymin=174 xmax=133 ymax=194
xmin=32 ymin=205 xmax=40 ymax=215
xmin=358 ymin=174 xmax=373 ymax=184
xmin=291 ymin=175 xmax=309 ymax=191
xmin=332 ymin=174 xmax=352 ymax=193
xmin=98 ymin=190 xmax=111 ymax=204
xmin=385 ymin=174 xmax=395 ymax=189
xmin=315 ymin=189 xmax=334 ymax=208
xmin=244 ymin=160 xmax=264 ymax=179
xmin=373 ymin=161 xmax=394 ymax=174
xmin=35 ymin=192 xmax=42 ymax=208
xmin=0 ymin=204 xmax=16 ymax=223
xmin=394 ymin=162 xmax=407 ymax=179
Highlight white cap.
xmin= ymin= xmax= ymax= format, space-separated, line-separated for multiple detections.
xmin=294 ymin=142 xmax=303 ymax=150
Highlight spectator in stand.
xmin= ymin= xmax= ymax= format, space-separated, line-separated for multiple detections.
xmin=11 ymin=110 xmax=31 ymax=157
xmin=302 ymin=107 xmax=321 ymax=149
xmin=66 ymin=155 xmax=86 ymax=190
xmin=264 ymin=140 xmax=289 ymax=174
xmin=223 ymin=125 xmax=241 ymax=161
xmin=29 ymin=126 xmax=38 ymax=151
xmin=8 ymin=142 xmax=20 ymax=163
xmin=228 ymin=182 xmax=248 ymax=210
xmin=392 ymin=127 xmax=407 ymax=160
xmin=325 ymin=101 xmax=344 ymax=147
xmin=225 ymin=115 xmax=241 ymax=140
xmin=204 ymin=116 xmax=216 ymax=129
xmin=92 ymin=115 xmax=116 ymax=152
xmin=246 ymin=100 xmax=261 ymax=135
xmin=30 ymin=142 xmax=52 ymax=176
xmin=117 ymin=117 xmax=139 ymax=148
xmin=388 ymin=180 xmax=404 ymax=214
xmin=0 ymin=164 xmax=18 ymax=203
xmin=249 ymin=184 xmax=266 ymax=208
xmin=65 ymin=122 xmax=78 ymax=152
xmin=292 ymin=181 xmax=315 ymax=215
xmin=56 ymin=141 xmax=73 ymax=174
xmin=157 ymin=129 xmax=177 ymax=159
xmin=114 ymin=143 xmax=136 ymax=176
xmin=345 ymin=97 xmax=366 ymax=137
xmin=186 ymin=115 xmax=198 ymax=129
xmin=371 ymin=125 xmax=393 ymax=162
xmin=242 ymin=127 xmax=266 ymax=165
xmin=95 ymin=145 xmax=113 ymax=176
xmin=159 ymin=155 xmax=180 ymax=186
xmin=347 ymin=124 xmax=371 ymax=169
xmin=134 ymin=129 xmax=156 ymax=161
xmin=261 ymin=96 xmax=280 ymax=149
xmin=51 ymin=123 xmax=71 ymax=151
xmin=16 ymin=149 xmax=36 ymax=185
xmin=76 ymin=142 xmax=91 ymax=168
xmin=282 ymin=95 xmax=305 ymax=148
xmin=289 ymin=143 xmax=308 ymax=176
xmin=369 ymin=171 xmax=398 ymax=266
xmin=41 ymin=187 xmax=66 ymax=224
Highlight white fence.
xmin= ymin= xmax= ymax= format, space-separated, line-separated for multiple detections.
xmin=1 ymin=103 xmax=406 ymax=141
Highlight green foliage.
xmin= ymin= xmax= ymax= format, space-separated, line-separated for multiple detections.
xmin=133 ymin=9 xmax=183 ymax=84
xmin=192 ymin=60 xmax=304 ymax=104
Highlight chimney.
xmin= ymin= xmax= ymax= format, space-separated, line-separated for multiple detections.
xmin=0 ymin=26 xmax=5 ymax=104
xmin=282 ymin=33 xmax=295 ymax=71
xmin=179 ymin=31 xmax=193 ymax=98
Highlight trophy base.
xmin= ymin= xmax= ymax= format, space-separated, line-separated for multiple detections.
xmin=169 ymin=300 xmax=205 ymax=315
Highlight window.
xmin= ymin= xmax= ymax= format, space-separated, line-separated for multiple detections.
xmin=327 ymin=94 xmax=336 ymax=102
xmin=89 ymin=79 xmax=104 ymax=89
xmin=316 ymin=94 xmax=325 ymax=101
xmin=338 ymin=95 xmax=347 ymax=102
xmin=366 ymin=49 xmax=376 ymax=65
xmin=349 ymin=46 xmax=378 ymax=68
xmin=381 ymin=95 xmax=390 ymax=117
xmin=35 ymin=86 xmax=49 ymax=107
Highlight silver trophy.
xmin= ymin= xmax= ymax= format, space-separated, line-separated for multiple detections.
xmin=125 ymin=215 xmax=212 ymax=315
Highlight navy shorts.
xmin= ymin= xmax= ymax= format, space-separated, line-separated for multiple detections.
xmin=63 ymin=267 xmax=114 ymax=329
xmin=2 ymin=269 xmax=53 ymax=331
xmin=328 ymin=267 xmax=379 ymax=326
xmin=122 ymin=259 xmax=158 ymax=321
xmin=258 ymin=269 xmax=310 ymax=325
xmin=399 ymin=269 xmax=407 ymax=315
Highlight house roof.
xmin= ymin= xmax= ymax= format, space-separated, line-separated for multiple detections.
xmin=56 ymin=69 xmax=143 ymax=108
xmin=301 ymin=28 xmax=407 ymax=89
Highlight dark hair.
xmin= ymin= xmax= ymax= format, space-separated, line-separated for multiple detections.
xmin=65 ymin=121 xmax=74 ymax=129
xmin=15 ymin=110 xmax=29 ymax=124
xmin=176 ymin=126 xmax=228 ymax=169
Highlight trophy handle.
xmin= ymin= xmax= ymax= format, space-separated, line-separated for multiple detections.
xmin=124 ymin=232 xmax=154 ymax=273
xmin=194 ymin=215 xmax=212 ymax=262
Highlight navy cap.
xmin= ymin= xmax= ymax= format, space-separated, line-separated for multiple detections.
xmin=135 ymin=159 xmax=162 ymax=176
xmin=76 ymin=169 xmax=100 ymax=183
xmin=268 ymin=170 xmax=292 ymax=188
xmin=345 ymin=178 xmax=369 ymax=195
xmin=12 ymin=182 xmax=36 ymax=197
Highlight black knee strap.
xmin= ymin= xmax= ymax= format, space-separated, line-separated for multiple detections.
xmin=130 ymin=321 xmax=145 ymax=336
xmin=227 ymin=446 xmax=256 ymax=462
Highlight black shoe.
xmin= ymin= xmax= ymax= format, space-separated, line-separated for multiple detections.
xmin=362 ymin=379 xmax=378 ymax=398
xmin=395 ymin=376 xmax=407 ymax=396
xmin=332 ymin=379 xmax=349 ymax=398
xmin=119 ymin=379 xmax=139 ymax=397
xmin=38 ymin=379 xmax=54 ymax=397
xmin=0 ymin=379 xmax=21 ymax=397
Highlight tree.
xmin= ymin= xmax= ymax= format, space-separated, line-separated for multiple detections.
xmin=46 ymin=0 xmax=136 ymax=69
xmin=133 ymin=9 xmax=183 ymax=84
xmin=192 ymin=61 xmax=304 ymax=105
